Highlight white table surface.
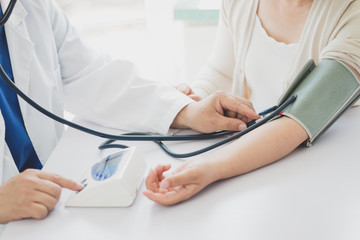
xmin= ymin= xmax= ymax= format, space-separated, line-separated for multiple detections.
xmin=2 ymin=108 xmax=360 ymax=240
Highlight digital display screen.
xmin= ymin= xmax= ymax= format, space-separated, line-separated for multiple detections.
xmin=91 ymin=150 xmax=128 ymax=181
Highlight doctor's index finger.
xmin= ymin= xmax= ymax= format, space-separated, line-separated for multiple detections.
xmin=37 ymin=171 xmax=83 ymax=191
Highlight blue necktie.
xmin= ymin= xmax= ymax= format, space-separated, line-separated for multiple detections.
xmin=0 ymin=7 xmax=42 ymax=172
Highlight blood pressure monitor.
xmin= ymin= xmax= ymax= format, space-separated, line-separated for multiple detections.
xmin=66 ymin=147 xmax=146 ymax=207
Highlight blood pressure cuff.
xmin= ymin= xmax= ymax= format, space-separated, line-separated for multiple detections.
xmin=278 ymin=59 xmax=360 ymax=146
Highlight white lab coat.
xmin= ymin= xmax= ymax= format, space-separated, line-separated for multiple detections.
xmin=0 ymin=0 xmax=193 ymax=184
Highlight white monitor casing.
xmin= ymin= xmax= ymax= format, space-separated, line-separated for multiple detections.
xmin=65 ymin=147 xmax=146 ymax=207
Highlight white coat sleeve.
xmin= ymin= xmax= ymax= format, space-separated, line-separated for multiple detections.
xmin=191 ymin=0 xmax=235 ymax=99
xmin=42 ymin=0 xmax=194 ymax=134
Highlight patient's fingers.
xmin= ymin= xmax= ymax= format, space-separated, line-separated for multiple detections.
xmin=145 ymin=169 xmax=159 ymax=192
xmin=155 ymin=165 xmax=171 ymax=181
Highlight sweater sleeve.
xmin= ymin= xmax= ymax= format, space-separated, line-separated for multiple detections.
xmin=191 ymin=0 xmax=235 ymax=99
xmin=320 ymin=0 xmax=360 ymax=74
xmin=320 ymin=1 xmax=360 ymax=106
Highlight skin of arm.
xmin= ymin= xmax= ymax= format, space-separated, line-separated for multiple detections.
xmin=349 ymin=66 xmax=360 ymax=81
xmin=144 ymin=116 xmax=308 ymax=205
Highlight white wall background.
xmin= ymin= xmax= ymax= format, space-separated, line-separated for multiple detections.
xmin=55 ymin=0 xmax=219 ymax=85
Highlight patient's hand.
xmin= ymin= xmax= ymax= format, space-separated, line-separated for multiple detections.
xmin=175 ymin=83 xmax=201 ymax=101
xmin=143 ymin=158 xmax=216 ymax=205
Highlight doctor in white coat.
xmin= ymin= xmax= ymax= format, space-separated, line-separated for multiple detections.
xmin=0 ymin=0 xmax=258 ymax=225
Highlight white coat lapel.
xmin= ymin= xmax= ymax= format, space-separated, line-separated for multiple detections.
xmin=0 ymin=0 xmax=34 ymax=181
xmin=2 ymin=0 xmax=35 ymax=115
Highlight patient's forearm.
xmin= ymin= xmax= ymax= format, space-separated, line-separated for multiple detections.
xmin=209 ymin=117 xmax=309 ymax=181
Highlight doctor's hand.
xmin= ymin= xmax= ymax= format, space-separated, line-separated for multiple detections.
xmin=0 ymin=169 xmax=83 ymax=224
xmin=171 ymin=90 xmax=259 ymax=133
xmin=143 ymin=158 xmax=215 ymax=205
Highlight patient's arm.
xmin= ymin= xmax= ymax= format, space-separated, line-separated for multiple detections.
xmin=143 ymin=116 xmax=308 ymax=205
xmin=144 ymin=64 xmax=359 ymax=206
xmin=349 ymin=65 xmax=360 ymax=80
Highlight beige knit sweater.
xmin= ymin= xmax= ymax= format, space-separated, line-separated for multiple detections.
xmin=192 ymin=0 xmax=360 ymax=105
